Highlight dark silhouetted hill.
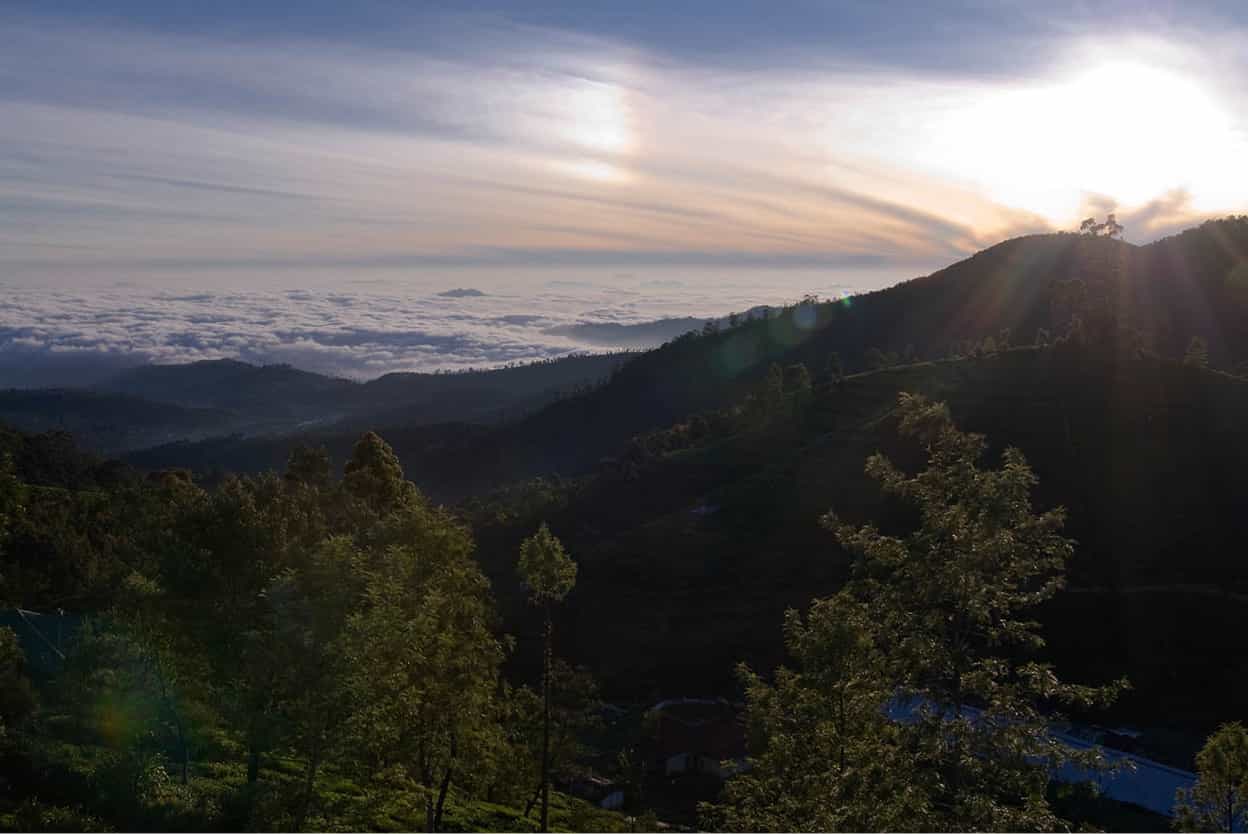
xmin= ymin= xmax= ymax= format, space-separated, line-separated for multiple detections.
xmin=4 ymin=352 xmax=633 ymax=453
xmin=461 ymin=349 xmax=1248 ymax=735
xmin=126 ymin=219 xmax=1248 ymax=496
xmin=0 ymin=388 xmax=233 ymax=453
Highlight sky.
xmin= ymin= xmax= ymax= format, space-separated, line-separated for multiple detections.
xmin=2 ymin=0 xmax=1248 ymax=380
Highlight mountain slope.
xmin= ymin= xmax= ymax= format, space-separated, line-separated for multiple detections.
xmin=3 ymin=352 xmax=633 ymax=454
xmin=125 ymin=220 xmax=1248 ymax=496
xmin=0 ymin=388 xmax=233 ymax=453
xmin=98 ymin=358 xmax=354 ymax=416
xmin=465 ymin=349 xmax=1248 ymax=733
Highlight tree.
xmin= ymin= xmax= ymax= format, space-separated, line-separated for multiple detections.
xmin=1186 ymin=336 xmax=1211 ymax=369
xmin=342 ymin=432 xmax=410 ymax=517
xmin=1175 ymin=722 xmax=1248 ymax=832
xmin=159 ymin=472 xmax=317 ymax=793
xmin=509 ymin=661 xmax=602 ymax=819
xmin=113 ymin=572 xmax=200 ymax=786
xmin=706 ymin=595 xmax=928 ymax=831
xmin=1079 ymin=214 xmax=1124 ymax=238
xmin=341 ymin=516 xmax=506 ymax=832
xmin=285 ymin=445 xmax=331 ymax=491
xmin=263 ymin=537 xmax=363 ymax=832
xmin=517 ymin=523 xmax=578 ymax=833
xmin=825 ymin=393 xmax=1123 ymax=830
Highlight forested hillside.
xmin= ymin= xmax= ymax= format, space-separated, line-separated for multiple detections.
xmin=0 ymin=390 xmax=232 ymax=454
xmin=462 ymin=348 xmax=1248 ymax=730
xmin=127 ymin=220 xmax=1248 ymax=494
xmin=0 ymin=430 xmax=629 ymax=832
xmin=2 ymin=353 xmax=631 ymax=454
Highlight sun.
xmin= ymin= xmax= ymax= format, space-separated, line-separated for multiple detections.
xmin=922 ymin=50 xmax=1245 ymax=225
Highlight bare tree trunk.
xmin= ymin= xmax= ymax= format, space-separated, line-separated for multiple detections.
xmin=421 ymin=748 xmax=436 ymax=834
xmin=433 ymin=767 xmax=454 ymax=831
xmin=247 ymin=740 xmax=261 ymax=785
xmin=177 ymin=718 xmax=190 ymax=785
xmin=541 ymin=604 xmax=552 ymax=833
xmin=431 ymin=733 xmax=458 ymax=832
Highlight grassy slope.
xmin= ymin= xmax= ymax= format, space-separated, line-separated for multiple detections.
xmin=0 ymin=733 xmax=626 ymax=833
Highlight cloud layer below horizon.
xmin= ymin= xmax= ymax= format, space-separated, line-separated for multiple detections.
xmin=0 ymin=267 xmax=883 ymax=385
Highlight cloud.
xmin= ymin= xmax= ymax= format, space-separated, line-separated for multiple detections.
xmin=0 ymin=272 xmax=875 ymax=386
xmin=1080 ymin=189 xmax=1229 ymax=243
xmin=8 ymin=8 xmax=1243 ymax=282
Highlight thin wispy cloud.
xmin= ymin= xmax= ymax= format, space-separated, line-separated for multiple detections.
xmin=4 ymin=5 xmax=1245 ymax=281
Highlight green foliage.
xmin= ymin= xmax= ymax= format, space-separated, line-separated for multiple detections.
xmin=284 ymin=445 xmax=331 ymax=490
xmin=8 ymin=798 xmax=112 ymax=832
xmin=1080 ymin=213 xmax=1124 ymax=238
xmin=505 ymin=662 xmax=602 ymax=798
xmin=517 ymin=524 xmax=577 ymax=607
xmin=342 ymin=431 xmax=410 ymax=516
xmin=711 ymin=392 xmax=1125 ymax=832
xmin=338 ymin=510 xmax=507 ymax=831
xmin=516 ymin=523 xmax=579 ymax=832
xmin=0 ymin=428 xmax=589 ymax=833
xmin=706 ymin=596 xmax=927 ymax=831
xmin=826 ymin=392 xmax=1124 ymax=830
xmin=1175 ymin=722 xmax=1248 ymax=832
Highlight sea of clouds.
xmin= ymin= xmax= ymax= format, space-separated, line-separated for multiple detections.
xmin=0 ymin=267 xmax=905 ymax=387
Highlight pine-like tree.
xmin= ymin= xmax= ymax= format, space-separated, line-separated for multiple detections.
xmin=1175 ymin=722 xmax=1248 ymax=833
xmin=826 ymin=393 xmax=1124 ymax=830
xmin=517 ymin=523 xmax=578 ymax=833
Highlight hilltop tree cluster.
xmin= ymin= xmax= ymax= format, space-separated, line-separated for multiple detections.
xmin=1079 ymin=213 xmax=1125 ymax=238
